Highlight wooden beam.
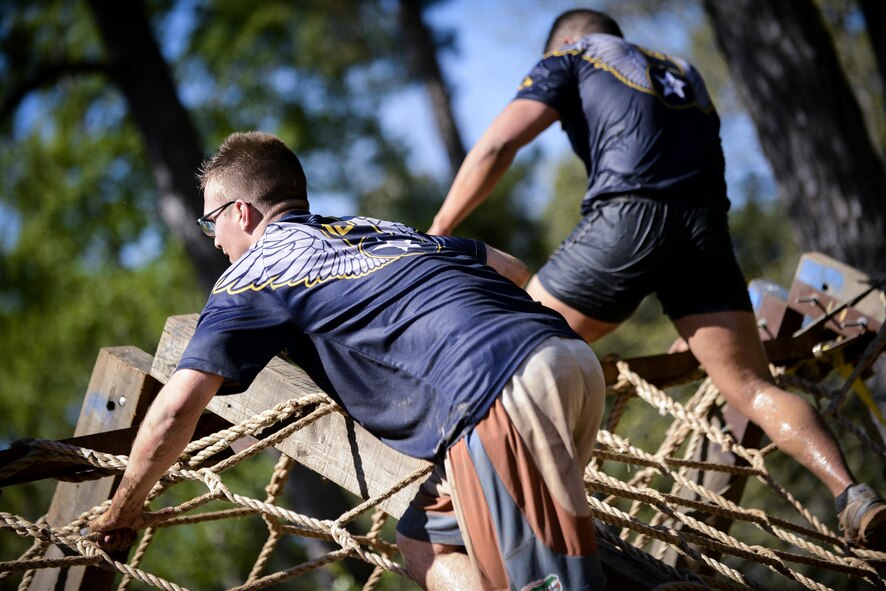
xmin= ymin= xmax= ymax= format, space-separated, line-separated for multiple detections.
xmin=748 ymin=278 xmax=804 ymax=340
xmin=787 ymin=251 xmax=884 ymax=334
xmin=598 ymin=329 xmax=821 ymax=388
xmin=0 ymin=414 xmax=233 ymax=488
xmin=0 ymin=426 xmax=138 ymax=488
xmin=150 ymin=315 xmax=429 ymax=519
xmin=28 ymin=347 xmax=160 ymax=591
xmin=149 ymin=313 xmax=831 ymax=521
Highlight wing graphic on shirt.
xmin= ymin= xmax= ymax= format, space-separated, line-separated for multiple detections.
xmin=558 ymin=35 xmax=710 ymax=111
xmin=212 ymin=218 xmax=439 ymax=295
xmin=563 ymin=35 xmax=653 ymax=93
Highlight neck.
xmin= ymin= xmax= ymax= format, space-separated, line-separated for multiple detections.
xmin=256 ymin=199 xmax=310 ymax=233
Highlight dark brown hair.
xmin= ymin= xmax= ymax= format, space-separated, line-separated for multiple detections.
xmin=544 ymin=9 xmax=623 ymax=53
xmin=198 ymin=131 xmax=308 ymax=211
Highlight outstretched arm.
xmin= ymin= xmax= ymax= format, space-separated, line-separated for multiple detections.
xmin=90 ymin=368 xmax=223 ymax=550
xmin=428 ymin=99 xmax=558 ymax=236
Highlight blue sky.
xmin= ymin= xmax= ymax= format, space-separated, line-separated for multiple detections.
xmin=159 ymin=0 xmax=775 ymax=218
xmin=375 ymin=0 xmax=775 ymax=215
xmin=6 ymin=0 xmax=776 ymax=228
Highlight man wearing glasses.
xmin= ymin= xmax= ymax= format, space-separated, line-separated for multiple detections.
xmin=90 ymin=131 xmax=608 ymax=590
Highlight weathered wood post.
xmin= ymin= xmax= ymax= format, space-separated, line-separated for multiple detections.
xmin=149 ymin=314 xmax=430 ymax=518
xmin=27 ymin=347 xmax=160 ymax=591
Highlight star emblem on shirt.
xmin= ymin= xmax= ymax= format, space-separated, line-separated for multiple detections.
xmin=371 ymin=240 xmax=423 ymax=253
xmin=655 ymin=71 xmax=687 ymax=99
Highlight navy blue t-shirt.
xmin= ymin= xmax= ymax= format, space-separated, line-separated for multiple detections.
xmin=515 ymin=33 xmax=729 ymax=214
xmin=178 ymin=212 xmax=579 ymax=460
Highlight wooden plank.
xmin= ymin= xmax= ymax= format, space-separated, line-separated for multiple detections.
xmin=150 ymin=314 xmax=429 ymax=519
xmin=599 ymin=349 xmax=705 ymax=388
xmin=598 ymin=331 xmax=820 ymax=388
xmin=0 ymin=414 xmax=234 ymax=488
xmin=29 ymin=347 xmax=161 ymax=591
xmin=0 ymin=426 xmax=139 ymax=487
xmin=748 ymin=278 xmax=804 ymax=340
xmin=787 ymin=251 xmax=884 ymax=334
xmin=150 ymin=313 xmax=828 ymax=521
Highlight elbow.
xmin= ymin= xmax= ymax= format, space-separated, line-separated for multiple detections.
xmin=481 ymin=139 xmax=519 ymax=168
xmin=513 ymin=261 xmax=531 ymax=289
xmin=486 ymin=246 xmax=531 ymax=287
xmin=147 ymin=370 xmax=219 ymax=428
xmin=502 ymin=255 xmax=530 ymax=288
xmin=143 ymin=399 xmax=191 ymax=436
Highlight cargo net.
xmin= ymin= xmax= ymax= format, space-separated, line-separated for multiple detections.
xmin=2 ymin=333 xmax=886 ymax=591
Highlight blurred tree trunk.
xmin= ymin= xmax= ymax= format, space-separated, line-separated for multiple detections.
xmin=703 ymin=0 xmax=886 ymax=277
xmin=86 ymin=0 xmax=226 ymax=291
xmin=859 ymin=0 xmax=886 ymax=101
xmin=86 ymin=2 xmax=375 ymax=584
xmin=398 ymin=0 xmax=466 ymax=177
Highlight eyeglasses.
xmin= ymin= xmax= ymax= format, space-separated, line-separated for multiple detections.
xmin=196 ymin=201 xmax=235 ymax=237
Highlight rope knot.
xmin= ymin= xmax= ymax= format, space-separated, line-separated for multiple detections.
xmin=75 ymin=537 xmax=102 ymax=559
xmin=747 ymin=450 xmax=767 ymax=472
xmin=329 ymin=521 xmax=359 ymax=553
xmin=199 ymin=469 xmax=224 ymax=494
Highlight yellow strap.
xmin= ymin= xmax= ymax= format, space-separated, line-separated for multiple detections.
xmin=836 ymin=363 xmax=886 ymax=426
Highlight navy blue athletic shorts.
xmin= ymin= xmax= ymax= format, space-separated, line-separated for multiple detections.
xmin=537 ymin=195 xmax=753 ymax=323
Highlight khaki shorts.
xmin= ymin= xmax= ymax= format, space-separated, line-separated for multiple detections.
xmin=398 ymin=336 xmax=607 ymax=590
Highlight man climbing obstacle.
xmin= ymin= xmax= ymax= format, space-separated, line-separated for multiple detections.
xmin=428 ymin=8 xmax=886 ymax=551
xmin=90 ymin=131 xmax=608 ymax=590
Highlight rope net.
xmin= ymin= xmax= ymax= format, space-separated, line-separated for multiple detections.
xmin=2 ymin=349 xmax=885 ymax=590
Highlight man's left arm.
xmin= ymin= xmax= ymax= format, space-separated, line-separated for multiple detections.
xmin=90 ymin=368 xmax=223 ymax=550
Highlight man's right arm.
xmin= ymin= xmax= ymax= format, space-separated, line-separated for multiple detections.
xmin=89 ymin=369 xmax=223 ymax=550
xmin=428 ymin=99 xmax=559 ymax=236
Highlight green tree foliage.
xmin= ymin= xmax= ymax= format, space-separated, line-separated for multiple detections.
xmin=183 ymin=0 xmax=402 ymax=182
xmin=0 ymin=1 xmax=430 ymax=587
xmin=358 ymin=149 xmax=547 ymax=268
xmin=728 ymin=174 xmax=801 ymax=287
xmin=0 ymin=69 xmax=206 ymax=567
xmin=1 ymin=1 xmax=882 ymax=588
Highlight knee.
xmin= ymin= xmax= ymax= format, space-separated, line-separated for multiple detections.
xmin=396 ymin=532 xmax=478 ymax=590
xmin=720 ymin=376 xmax=778 ymax=413
xmin=396 ymin=531 xmax=423 ymax=576
xmin=395 ymin=531 xmax=439 ymax=589
xmin=730 ymin=382 xmax=812 ymax=427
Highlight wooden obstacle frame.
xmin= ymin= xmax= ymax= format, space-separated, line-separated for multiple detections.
xmin=1 ymin=251 xmax=885 ymax=591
